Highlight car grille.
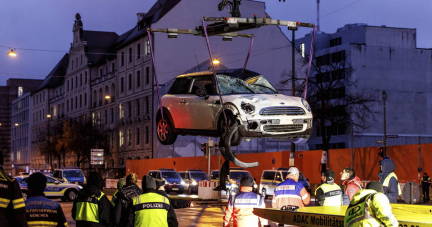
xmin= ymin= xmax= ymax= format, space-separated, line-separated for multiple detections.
xmin=263 ymin=124 xmax=303 ymax=133
xmin=259 ymin=106 xmax=305 ymax=115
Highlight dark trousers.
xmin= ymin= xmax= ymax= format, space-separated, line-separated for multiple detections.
xmin=423 ymin=186 xmax=430 ymax=202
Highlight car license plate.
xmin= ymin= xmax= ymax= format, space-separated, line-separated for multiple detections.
xmin=172 ymin=188 xmax=179 ymax=191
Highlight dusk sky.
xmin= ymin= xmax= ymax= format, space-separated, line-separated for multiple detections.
xmin=1 ymin=0 xmax=430 ymax=86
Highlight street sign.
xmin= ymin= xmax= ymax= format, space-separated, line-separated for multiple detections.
xmin=90 ymin=149 xmax=104 ymax=165
xmin=376 ymin=140 xmax=384 ymax=144
xmin=386 ymin=135 xmax=399 ymax=138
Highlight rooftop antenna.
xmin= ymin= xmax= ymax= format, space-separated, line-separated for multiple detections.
xmin=317 ymin=0 xmax=320 ymax=31
xmin=218 ymin=0 xmax=242 ymax=17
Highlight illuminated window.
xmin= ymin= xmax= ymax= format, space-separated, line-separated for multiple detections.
xmin=18 ymin=87 xmax=23 ymax=97
xmin=300 ymin=43 xmax=305 ymax=58
xmin=119 ymin=130 xmax=124 ymax=146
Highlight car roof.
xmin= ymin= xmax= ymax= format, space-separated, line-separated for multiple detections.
xmin=176 ymin=68 xmax=261 ymax=80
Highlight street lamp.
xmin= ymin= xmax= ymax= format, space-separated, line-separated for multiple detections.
xmin=14 ymin=123 xmax=19 ymax=126
xmin=46 ymin=114 xmax=51 ymax=118
xmin=7 ymin=49 xmax=17 ymax=57
xmin=105 ymin=95 xmax=111 ymax=100
xmin=212 ymin=58 xmax=220 ymax=65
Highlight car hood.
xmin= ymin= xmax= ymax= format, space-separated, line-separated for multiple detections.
xmin=164 ymin=177 xmax=181 ymax=183
xmin=223 ymin=94 xmax=309 ymax=116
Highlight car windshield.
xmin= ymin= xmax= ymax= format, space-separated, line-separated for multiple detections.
xmin=211 ymin=171 xmax=219 ymax=180
xmin=162 ymin=172 xmax=180 ymax=178
xmin=217 ymin=75 xmax=278 ymax=95
xmin=179 ymin=173 xmax=185 ymax=179
xmin=229 ymin=171 xmax=253 ymax=180
xmin=63 ymin=170 xmax=84 ymax=178
xmin=190 ymin=172 xmax=208 ymax=180
xmin=281 ymin=171 xmax=307 ymax=181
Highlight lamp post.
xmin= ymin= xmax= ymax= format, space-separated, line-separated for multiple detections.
xmin=7 ymin=49 xmax=17 ymax=57
xmin=382 ymin=91 xmax=387 ymax=156
xmin=212 ymin=58 xmax=220 ymax=70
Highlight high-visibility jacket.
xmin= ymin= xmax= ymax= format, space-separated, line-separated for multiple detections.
xmin=223 ymin=187 xmax=268 ymax=227
xmin=25 ymin=196 xmax=68 ymax=227
xmin=0 ymin=169 xmax=27 ymax=227
xmin=132 ymin=192 xmax=171 ymax=227
xmin=111 ymin=191 xmax=118 ymax=207
xmin=272 ymin=178 xmax=310 ymax=208
xmin=383 ymin=173 xmax=402 ymax=196
xmin=74 ymin=192 xmax=105 ymax=223
xmin=315 ymin=183 xmax=342 ymax=206
xmin=344 ymin=189 xmax=398 ymax=227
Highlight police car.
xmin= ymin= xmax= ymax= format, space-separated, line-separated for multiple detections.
xmin=259 ymin=168 xmax=311 ymax=199
xmin=53 ymin=167 xmax=86 ymax=185
xmin=211 ymin=168 xmax=258 ymax=196
xmin=149 ymin=169 xmax=185 ymax=194
xmin=19 ymin=175 xmax=82 ymax=201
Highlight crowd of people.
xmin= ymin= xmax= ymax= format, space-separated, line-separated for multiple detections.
xmin=0 ymin=155 xmax=431 ymax=227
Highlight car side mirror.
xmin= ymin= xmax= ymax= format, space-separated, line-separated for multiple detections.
xmin=55 ymin=181 xmax=60 ymax=184
xmin=196 ymin=89 xmax=209 ymax=100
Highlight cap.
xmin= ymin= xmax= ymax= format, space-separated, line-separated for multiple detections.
xmin=240 ymin=177 xmax=254 ymax=187
xmin=142 ymin=175 xmax=156 ymax=189
xmin=323 ymin=169 xmax=335 ymax=181
xmin=155 ymin=179 xmax=165 ymax=189
xmin=366 ymin=181 xmax=384 ymax=193
xmin=287 ymin=167 xmax=299 ymax=175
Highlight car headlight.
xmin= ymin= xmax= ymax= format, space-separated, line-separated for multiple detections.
xmin=241 ymin=102 xmax=255 ymax=114
xmin=162 ymin=178 xmax=169 ymax=185
xmin=181 ymin=180 xmax=185 ymax=185
xmin=78 ymin=185 xmax=83 ymax=190
xmin=301 ymin=99 xmax=311 ymax=112
xmin=192 ymin=180 xmax=197 ymax=186
xmin=231 ymin=183 xmax=237 ymax=188
xmin=253 ymin=184 xmax=257 ymax=188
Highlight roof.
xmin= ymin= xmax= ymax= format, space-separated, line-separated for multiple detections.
xmin=82 ymin=31 xmax=118 ymax=65
xmin=143 ymin=0 xmax=182 ymax=24
xmin=33 ymin=54 xmax=69 ymax=92
xmin=177 ymin=68 xmax=261 ymax=80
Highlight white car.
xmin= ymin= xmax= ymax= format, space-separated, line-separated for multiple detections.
xmin=156 ymin=69 xmax=313 ymax=146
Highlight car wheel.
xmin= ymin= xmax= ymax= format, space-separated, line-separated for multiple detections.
xmin=262 ymin=188 xmax=268 ymax=199
xmin=156 ymin=117 xmax=177 ymax=145
xmin=66 ymin=189 xmax=78 ymax=201
xmin=22 ymin=191 xmax=28 ymax=201
xmin=219 ymin=116 xmax=243 ymax=146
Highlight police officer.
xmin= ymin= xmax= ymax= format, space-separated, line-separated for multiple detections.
xmin=344 ymin=181 xmax=398 ymax=227
xmin=0 ymin=165 xmax=27 ymax=226
xmin=421 ymin=173 xmax=431 ymax=203
xmin=114 ymin=173 xmax=142 ymax=227
xmin=315 ymin=169 xmax=342 ymax=206
xmin=72 ymin=172 xmax=112 ymax=227
xmin=111 ymin=178 xmax=125 ymax=207
xmin=131 ymin=175 xmax=177 ymax=227
xmin=25 ymin=172 xmax=68 ymax=227
xmin=378 ymin=157 xmax=401 ymax=203
xmin=223 ymin=177 xmax=268 ymax=227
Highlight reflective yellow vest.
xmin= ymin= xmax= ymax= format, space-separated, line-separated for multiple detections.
xmin=383 ymin=172 xmax=402 ymax=196
xmin=74 ymin=192 xmax=105 ymax=223
xmin=315 ymin=183 xmax=342 ymax=206
xmin=111 ymin=190 xmax=118 ymax=207
xmin=133 ymin=192 xmax=170 ymax=227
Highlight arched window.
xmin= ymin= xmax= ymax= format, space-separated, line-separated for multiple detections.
xmin=111 ymin=159 xmax=114 ymax=167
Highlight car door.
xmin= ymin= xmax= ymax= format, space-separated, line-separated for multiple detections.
xmin=185 ymin=76 xmax=218 ymax=130
xmin=164 ymin=77 xmax=193 ymax=129
xmin=46 ymin=177 xmax=62 ymax=197
xmin=273 ymin=172 xmax=283 ymax=194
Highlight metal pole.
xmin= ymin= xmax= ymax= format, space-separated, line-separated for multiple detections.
xmin=208 ymin=137 xmax=211 ymax=177
xmin=418 ymin=136 xmax=421 ymax=185
xmin=290 ymin=29 xmax=296 ymax=165
xmin=218 ymin=145 xmax=221 ymax=203
xmin=382 ymin=91 xmax=387 ymax=156
xmin=351 ymin=124 xmax=354 ymax=169
xmin=317 ymin=0 xmax=320 ymax=31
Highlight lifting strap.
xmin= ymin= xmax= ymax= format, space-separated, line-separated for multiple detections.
xmin=147 ymin=29 xmax=164 ymax=120
xmin=303 ymin=26 xmax=317 ymax=100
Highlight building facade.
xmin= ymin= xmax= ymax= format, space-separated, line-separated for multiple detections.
xmin=296 ymin=24 xmax=432 ymax=150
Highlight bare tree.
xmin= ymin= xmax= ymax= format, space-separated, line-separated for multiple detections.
xmin=38 ymin=121 xmax=65 ymax=171
xmin=280 ymin=50 xmax=376 ymax=151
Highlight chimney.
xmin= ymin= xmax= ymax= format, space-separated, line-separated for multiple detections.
xmin=137 ymin=13 xmax=146 ymax=23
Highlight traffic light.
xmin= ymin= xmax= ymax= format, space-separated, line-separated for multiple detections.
xmin=214 ymin=143 xmax=219 ymax=154
xmin=201 ymin=142 xmax=208 ymax=158
xmin=378 ymin=147 xmax=385 ymax=157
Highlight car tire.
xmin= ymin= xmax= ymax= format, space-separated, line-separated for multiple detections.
xmin=262 ymin=188 xmax=268 ymax=199
xmin=156 ymin=117 xmax=177 ymax=145
xmin=22 ymin=191 xmax=28 ymax=201
xmin=219 ymin=117 xmax=243 ymax=146
xmin=66 ymin=189 xmax=78 ymax=201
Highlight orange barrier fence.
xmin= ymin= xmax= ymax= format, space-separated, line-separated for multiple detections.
xmin=126 ymin=143 xmax=432 ymax=185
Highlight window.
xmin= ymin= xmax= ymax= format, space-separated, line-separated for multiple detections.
xmin=119 ymin=103 xmax=124 ymax=119
xmin=70 ymin=98 xmax=73 ymax=110
xmin=85 ymin=71 xmax=87 ymax=84
xmin=81 ymin=55 xmax=83 ymax=65
xmin=80 ymin=74 xmax=83 ymax=85
xmin=146 ymin=67 xmax=150 ymax=84
xmin=112 ymin=63 xmax=115 ymax=72
xmin=111 ymin=108 xmax=114 ymax=123
xmin=92 ymin=112 xmax=96 ymax=126
xmin=146 ymin=39 xmax=150 ymax=55
xmin=76 ymin=58 xmax=78 ymax=68
xmin=72 ymin=60 xmax=74 ymax=70
xmin=145 ymin=96 xmax=149 ymax=114
xmin=136 ymin=128 xmax=140 ymax=145
xmin=330 ymin=37 xmax=342 ymax=47
xmin=121 ymin=52 xmax=125 ymax=66
xmin=121 ymin=77 xmax=124 ymax=92
xmin=71 ymin=78 xmax=74 ymax=90
xmin=128 ymin=101 xmax=132 ymax=118
xmin=98 ymin=112 xmax=101 ymax=125
xmin=331 ymin=50 xmax=345 ymax=63
xmin=119 ymin=130 xmax=124 ymax=146
xmin=136 ymin=99 xmax=140 ymax=116
xmin=128 ymin=74 xmax=132 ymax=90
xmin=66 ymin=100 xmax=69 ymax=111
xmin=262 ymin=171 xmax=275 ymax=181
xmin=300 ymin=43 xmax=305 ymax=58
xmin=75 ymin=76 xmax=78 ymax=87
xmin=191 ymin=77 xmax=217 ymax=95
xmin=75 ymin=96 xmax=77 ymax=109
xmin=100 ymin=68 xmax=103 ymax=77
xmin=84 ymin=93 xmax=87 ymax=106
xmin=80 ymin=95 xmax=82 ymax=108
xmin=18 ymin=87 xmax=23 ymax=97
xmin=137 ymin=43 xmax=141 ymax=59
xmin=129 ymin=47 xmax=133 ymax=62
xmin=275 ymin=172 xmax=283 ymax=182
xmin=146 ymin=126 xmax=149 ymax=144
xmin=105 ymin=110 xmax=108 ymax=124
xmin=137 ymin=70 xmax=141 ymax=87
xmin=128 ymin=129 xmax=132 ymax=146
xmin=316 ymin=54 xmax=330 ymax=66
xmin=168 ymin=78 xmax=192 ymax=94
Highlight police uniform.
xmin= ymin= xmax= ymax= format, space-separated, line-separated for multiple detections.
xmin=25 ymin=196 xmax=68 ymax=227
xmin=421 ymin=174 xmax=431 ymax=202
xmin=315 ymin=183 xmax=342 ymax=206
xmin=0 ymin=168 xmax=27 ymax=227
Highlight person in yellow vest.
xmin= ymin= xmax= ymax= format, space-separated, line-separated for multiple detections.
xmin=378 ymin=157 xmax=401 ymax=203
xmin=0 ymin=165 xmax=27 ymax=227
xmin=315 ymin=169 xmax=342 ymax=206
xmin=111 ymin=178 xmax=126 ymax=207
xmin=72 ymin=172 xmax=112 ymax=227
xmin=131 ymin=175 xmax=178 ymax=227
xmin=344 ymin=181 xmax=398 ymax=227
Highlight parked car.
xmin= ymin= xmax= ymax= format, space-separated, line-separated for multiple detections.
xmin=19 ymin=176 xmax=82 ymax=201
xmin=259 ymin=168 xmax=311 ymax=199
xmin=156 ymin=69 xmax=313 ymax=146
xmin=210 ymin=168 xmax=258 ymax=196
xmin=53 ymin=168 xmax=86 ymax=186
xmin=178 ymin=169 xmax=208 ymax=194
xmin=149 ymin=169 xmax=185 ymax=194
